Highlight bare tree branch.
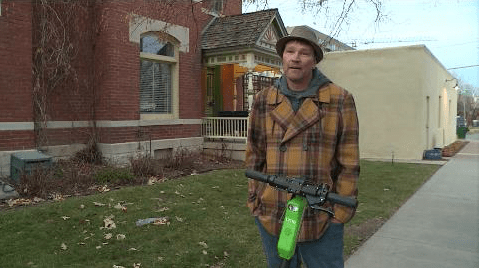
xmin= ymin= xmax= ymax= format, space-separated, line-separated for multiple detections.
xmin=243 ymin=0 xmax=386 ymax=41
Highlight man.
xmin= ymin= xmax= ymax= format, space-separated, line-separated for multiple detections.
xmin=245 ymin=26 xmax=360 ymax=268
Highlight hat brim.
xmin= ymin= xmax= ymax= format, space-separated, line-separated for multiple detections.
xmin=276 ymin=36 xmax=323 ymax=63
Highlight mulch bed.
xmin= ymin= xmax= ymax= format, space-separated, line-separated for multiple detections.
xmin=0 ymin=154 xmax=245 ymax=210
xmin=441 ymin=140 xmax=469 ymax=157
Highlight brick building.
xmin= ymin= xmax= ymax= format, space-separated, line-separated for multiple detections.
xmin=0 ymin=0 xmax=244 ymax=176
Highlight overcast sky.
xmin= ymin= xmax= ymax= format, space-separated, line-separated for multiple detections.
xmin=243 ymin=0 xmax=479 ymax=91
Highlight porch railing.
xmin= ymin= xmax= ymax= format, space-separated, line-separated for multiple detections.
xmin=201 ymin=117 xmax=249 ymax=140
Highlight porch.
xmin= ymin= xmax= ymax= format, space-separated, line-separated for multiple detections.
xmin=201 ymin=116 xmax=248 ymax=161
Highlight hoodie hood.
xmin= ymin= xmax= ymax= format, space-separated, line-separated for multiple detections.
xmin=276 ymin=68 xmax=331 ymax=111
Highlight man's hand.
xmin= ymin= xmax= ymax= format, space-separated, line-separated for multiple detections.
xmin=331 ymin=218 xmax=342 ymax=224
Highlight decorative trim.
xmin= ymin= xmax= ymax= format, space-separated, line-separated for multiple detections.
xmin=0 ymin=119 xmax=202 ymax=131
xmin=0 ymin=122 xmax=34 ymax=131
xmin=129 ymin=14 xmax=190 ymax=53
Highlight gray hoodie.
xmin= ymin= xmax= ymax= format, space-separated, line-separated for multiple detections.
xmin=276 ymin=68 xmax=331 ymax=112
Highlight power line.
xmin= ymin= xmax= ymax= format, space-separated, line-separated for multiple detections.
xmin=447 ymin=64 xmax=479 ymax=70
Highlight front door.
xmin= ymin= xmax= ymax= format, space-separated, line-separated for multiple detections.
xmin=206 ymin=67 xmax=222 ymax=116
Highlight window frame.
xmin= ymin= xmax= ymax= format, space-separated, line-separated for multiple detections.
xmin=211 ymin=0 xmax=223 ymax=13
xmin=139 ymin=32 xmax=180 ymax=121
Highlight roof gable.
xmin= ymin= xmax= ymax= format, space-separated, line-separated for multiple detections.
xmin=201 ymin=9 xmax=287 ymax=52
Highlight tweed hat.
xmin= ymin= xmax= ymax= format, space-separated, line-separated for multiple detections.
xmin=276 ymin=26 xmax=323 ymax=63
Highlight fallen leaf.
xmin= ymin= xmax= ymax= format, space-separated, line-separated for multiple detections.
xmin=97 ymin=185 xmax=110 ymax=193
xmin=7 ymin=198 xmax=32 ymax=207
xmin=113 ymin=265 xmax=125 ymax=268
xmin=96 ymin=245 xmax=102 ymax=249
xmin=61 ymin=216 xmax=70 ymax=220
xmin=80 ymin=204 xmax=85 ymax=209
xmin=93 ymin=202 xmax=105 ymax=207
xmin=202 ymin=250 xmax=208 ymax=255
xmin=51 ymin=193 xmax=65 ymax=201
xmin=61 ymin=243 xmax=67 ymax=250
xmin=104 ymin=233 xmax=113 ymax=240
xmin=175 ymin=216 xmax=183 ymax=222
xmin=152 ymin=217 xmax=170 ymax=226
xmin=114 ymin=203 xmax=127 ymax=212
xmin=199 ymin=241 xmax=208 ymax=248
xmin=128 ymin=248 xmax=138 ymax=251
xmin=33 ymin=197 xmax=44 ymax=203
xmin=157 ymin=207 xmax=169 ymax=212
xmin=103 ymin=216 xmax=116 ymax=229
xmin=147 ymin=176 xmax=163 ymax=185
xmin=133 ymin=263 xmax=141 ymax=268
xmin=116 ymin=234 xmax=126 ymax=240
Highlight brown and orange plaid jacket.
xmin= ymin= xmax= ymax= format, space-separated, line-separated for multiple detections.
xmin=245 ymin=82 xmax=360 ymax=242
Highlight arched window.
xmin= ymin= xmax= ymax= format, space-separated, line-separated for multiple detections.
xmin=140 ymin=35 xmax=175 ymax=56
xmin=139 ymin=32 xmax=179 ymax=118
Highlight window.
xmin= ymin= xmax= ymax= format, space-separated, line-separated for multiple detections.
xmin=211 ymin=0 xmax=223 ymax=13
xmin=139 ymin=32 xmax=178 ymax=118
xmin=140 ymin=61 xmax=172 ymax=113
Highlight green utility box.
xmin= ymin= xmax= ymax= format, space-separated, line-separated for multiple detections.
xmin=10 ymin=151 xmax=53 ymax=183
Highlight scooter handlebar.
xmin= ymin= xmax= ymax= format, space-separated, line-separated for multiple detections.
xmin=245 ymin=169 xmax=269 ymax=183
xmin=245 ymin=169 xmax=357 ymax=208
xmin=327 ymin=192 xmax=358 ymax=208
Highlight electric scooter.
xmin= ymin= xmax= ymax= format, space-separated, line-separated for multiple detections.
xmin=245 ymin=170 xmax=358 ymax=268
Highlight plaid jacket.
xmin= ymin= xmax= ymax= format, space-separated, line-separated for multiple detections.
xmin=245 ymin=82 xmax=360 ymax=242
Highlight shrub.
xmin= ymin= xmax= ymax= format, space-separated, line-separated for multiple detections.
xmin=74 ymin=139 xmax=103 ymax=164
xmin=93 ymin=167 xmax=134 ymax=184
xmin=18 ymin=166 xmax=53 ymax=199
xmin=164 ymin=147 xmax=198 ymax=169
xmin=129 ymin=154 xmax=163 ymax=178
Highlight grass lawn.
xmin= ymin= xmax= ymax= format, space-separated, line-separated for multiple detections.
xmin=0 ymin=160 xmax=441 ymax=268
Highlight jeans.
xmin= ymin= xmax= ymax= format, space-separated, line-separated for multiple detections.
xmin=255 ymin=217 xmax=344 ymax=268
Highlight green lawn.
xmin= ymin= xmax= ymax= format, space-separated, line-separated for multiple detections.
xmin=0 ymin=160 xmax=441 ymax=267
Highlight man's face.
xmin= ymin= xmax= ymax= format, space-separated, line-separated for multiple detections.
xmin=282 ymin=40 xmax=317 ymax=90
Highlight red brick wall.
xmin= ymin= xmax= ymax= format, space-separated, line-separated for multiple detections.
xmin=0 ymin=1 xmax=33 ymax=122
xmin=223 ymin=0 xmax=242 ymax=15
xmin=91 ymin=0 xmax=242 ymax=144
xmin=0 ymin=0 xmax=242 ymax=151
xmin=0 ymin=131 xmax=35 ymax=151
xmin=0 ymin=1 xmax=34 ymax=150
xmin=98 ymin=124 xmax=202 ymax=144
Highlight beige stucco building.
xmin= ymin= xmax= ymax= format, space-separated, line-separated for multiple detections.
xmin=319 ymin=45 xmax=458 ymax=160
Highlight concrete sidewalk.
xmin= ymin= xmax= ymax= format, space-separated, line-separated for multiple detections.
xmin=346 ymin=140 xmax=479 ymax=268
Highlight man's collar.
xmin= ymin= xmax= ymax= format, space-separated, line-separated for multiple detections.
xmin=267 ymin=84 xmax=331 ymax=105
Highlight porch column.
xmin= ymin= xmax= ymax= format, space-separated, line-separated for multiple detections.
xmin=247 ymin=71 xmax=254 ymax=111
xmin=241 ymin=53 xmax=257 ymax=111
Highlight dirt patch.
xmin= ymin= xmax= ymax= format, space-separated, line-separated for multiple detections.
xmin=344 ymin=217 xmax=387 ymax=259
